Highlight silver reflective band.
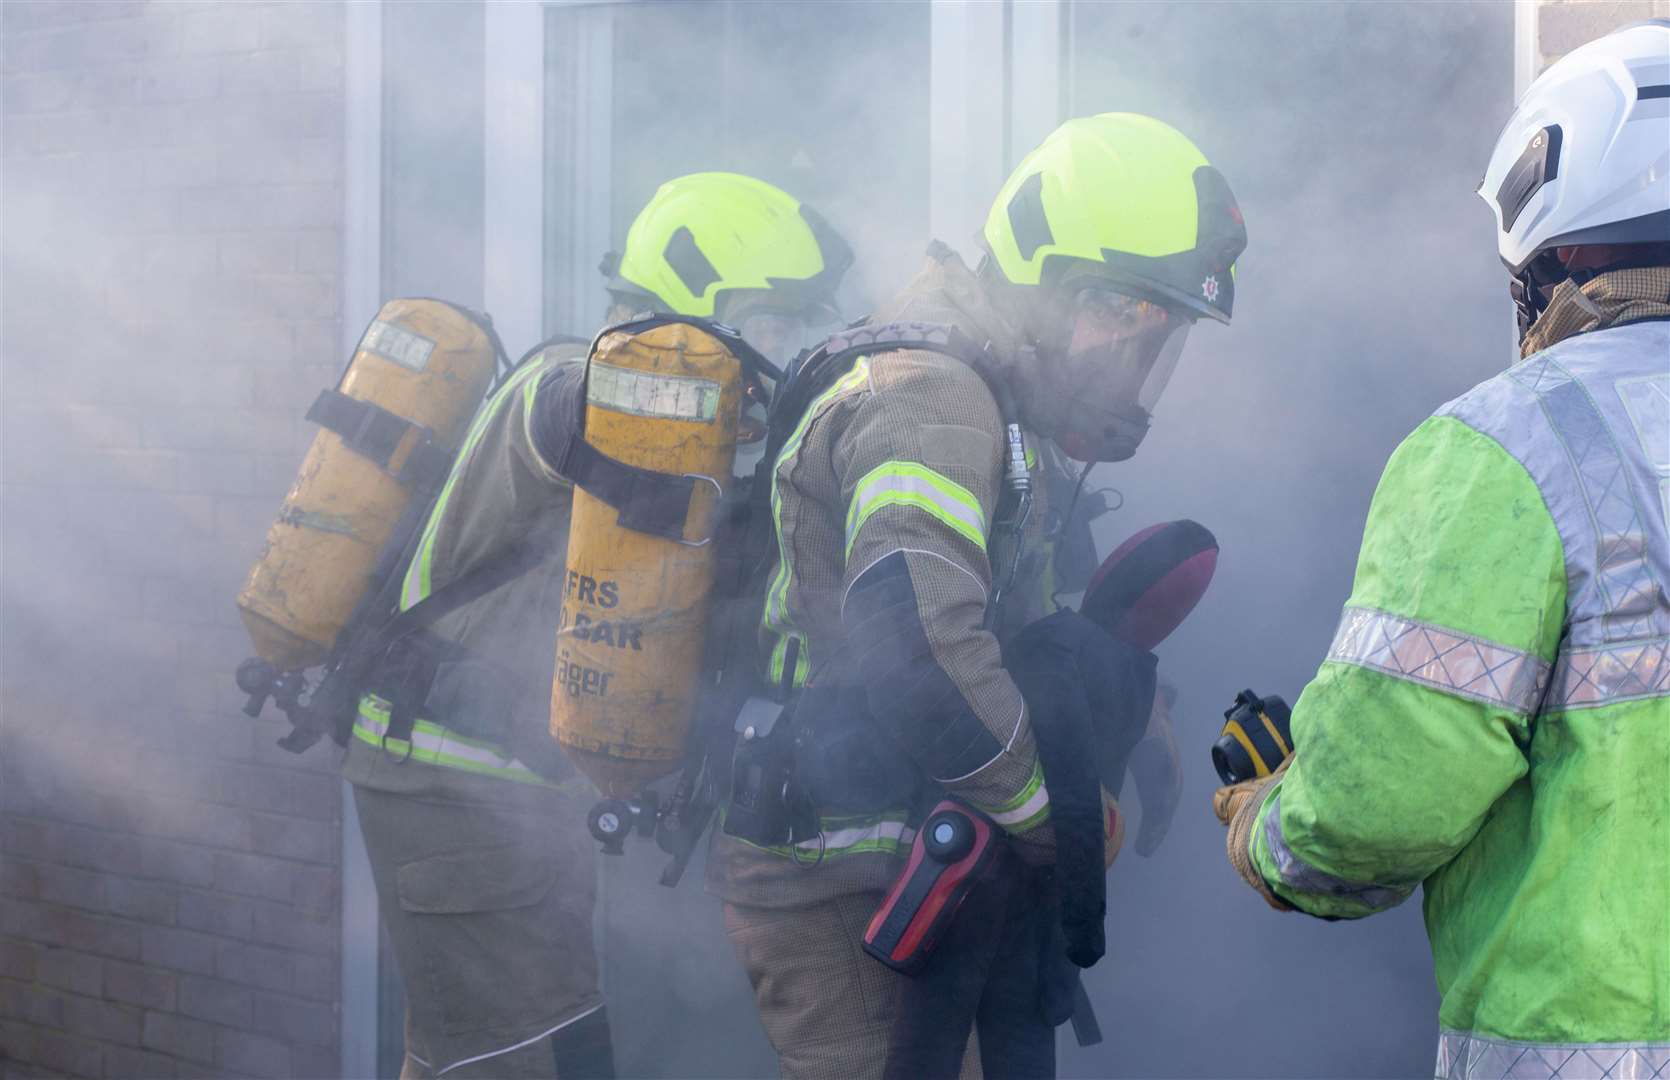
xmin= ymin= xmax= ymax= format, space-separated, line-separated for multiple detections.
xmin=360 ymin=319 xmax=436 ymax=372
xmin=1436 ymin=1030 xmax=1670 ymax=1079
xmin=1614 ymin=374 xmax=1669 ymax=532
xmin=1548 ymin=636 xmax=1670 ymax=710
xmin=1507 ymin=355 xmax=1663 ymax=643
xmin=587 ymin=361 xmax=720 ymax=422
xmin=1328 ymin=606 xmax=1551 ymax=715
xmin=1261 ymin=794 xmax=1411 ymax=912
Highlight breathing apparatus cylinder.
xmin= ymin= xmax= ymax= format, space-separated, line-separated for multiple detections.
xmin=236 ymin=300 xmax=497 ymax=673
xmin=552 ymin=322 xmax=742 ymax=797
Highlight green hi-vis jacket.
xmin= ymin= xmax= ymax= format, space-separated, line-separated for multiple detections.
xmin=1249 ymin=319 xmax=1669 ymax=1073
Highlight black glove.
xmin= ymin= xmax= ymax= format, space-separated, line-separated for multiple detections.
xmin=1004 ymin=609 xmax=1159 ymax=967
xmin=1003 ymin=611 xmax=1104 ymax=967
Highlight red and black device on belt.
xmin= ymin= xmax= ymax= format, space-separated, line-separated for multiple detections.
xmin=863 ymin=800 xmax=1000 ymax=974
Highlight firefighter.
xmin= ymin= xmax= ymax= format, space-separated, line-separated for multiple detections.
xmin=343 ymin=172 xmax=851 ymax=1079
xmin=711 ymin=114 xmax=1248 ymax=1078
xmin=1212 ymin=21 xmax=1670 ymax=1076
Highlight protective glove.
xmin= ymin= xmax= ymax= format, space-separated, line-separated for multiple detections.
xmin=1125 ymin=682 xmax=1182 ymax=856
xmin=1211 ymin=757 xmax=1293 ymax=912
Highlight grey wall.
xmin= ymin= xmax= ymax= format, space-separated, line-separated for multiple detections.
xmin=1 ymin=3 xmax=346 ymax=1077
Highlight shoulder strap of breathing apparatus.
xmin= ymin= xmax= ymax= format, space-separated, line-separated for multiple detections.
xmin=549 ymin=313 xmax=781 ymax=545
xmin=748 ymin=318 xmax=1034 ymax=673
xmin=716 ymin=321 xmax=1036 ymax=857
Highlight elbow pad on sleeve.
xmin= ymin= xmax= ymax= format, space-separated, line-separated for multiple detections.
xmin=842 ymin=552 xmax=1002 ymax=781
xmin=528 ymin=363 xmax=586 ymax=474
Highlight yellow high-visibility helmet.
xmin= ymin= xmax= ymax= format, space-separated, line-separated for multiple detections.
xmin=983 ymin=114 xmax=1246 ymax=323
xmin=605 ymin=172 xmax=852 ymax=321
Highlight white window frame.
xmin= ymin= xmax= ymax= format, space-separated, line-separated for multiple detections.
xmin=340 ymin=6 xmax=382 ymax=1077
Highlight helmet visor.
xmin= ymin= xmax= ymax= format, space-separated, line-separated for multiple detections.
xmin=1065 ymin=285 xmax=1192 ymax=415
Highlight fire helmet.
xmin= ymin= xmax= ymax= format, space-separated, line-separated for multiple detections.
xmin=981 ymin=113 xmax=1247 ymax=324
xmin=604 ymin=172 xmax=853 ymax=323
xmin=1478 ymin=19 xmax=1670 ymax=335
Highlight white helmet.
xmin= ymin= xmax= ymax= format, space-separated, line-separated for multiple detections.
xmin=1479 ymin=19 xmax=1670 ymax=331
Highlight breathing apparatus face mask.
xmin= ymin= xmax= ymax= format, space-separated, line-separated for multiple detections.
xmin=1046 ymin=284 xmax=1192 ymax=462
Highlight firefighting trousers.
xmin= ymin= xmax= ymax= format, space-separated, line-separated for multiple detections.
xmin=353 ymin=785 xmax=611 ymax=1079
xmin=724 ymin=890 xmax=982 ymax=1080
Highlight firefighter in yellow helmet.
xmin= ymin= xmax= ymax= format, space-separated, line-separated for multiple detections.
xmin=709 ymin=114 xmax=1246 ymax=1078
xmin=343 ymin=172 xmax=851 ymax=1079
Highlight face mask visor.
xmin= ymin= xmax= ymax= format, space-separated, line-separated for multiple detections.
xmin=1063 ymin=285 xmax=1192 ymax=417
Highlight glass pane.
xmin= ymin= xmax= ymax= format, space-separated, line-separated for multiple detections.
xmin=382 ymin=1 xmax=485 ymax=307
xmin=545 ymin=0 xmax=930 ymax=337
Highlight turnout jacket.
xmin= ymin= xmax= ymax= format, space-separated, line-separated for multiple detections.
xmin=713 ymin=250 xmax=1071 ymax=907
xmin=1246 ymin=271 xmax=1670 ymax=1072
xmin=342 ymin=343 xmax=589 ymax=808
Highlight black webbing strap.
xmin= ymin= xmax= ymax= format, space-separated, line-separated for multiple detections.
xmin=305 ymin=388 xmax=451 ymax=491
xmin=554 ymin=432 xmax=700 ymax=544
xmin=365 ymin=540 xmax=547 ymax=747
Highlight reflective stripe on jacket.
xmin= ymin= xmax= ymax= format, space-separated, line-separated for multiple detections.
xmin=1249 ymin=315 xmax=1670 ymax=1062
xmin=714 ymin=252 xmax=1066 ymax=907
xmin=352 ymin=695 xmax=554 ymax=787
xmin=341 ymin=344 xmax=586 ymax=801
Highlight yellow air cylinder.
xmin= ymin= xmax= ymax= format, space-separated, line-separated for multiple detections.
xmin=553 ymin=322 xmax=741 ymax=796
xmin=237 ymin=299 xmax=496 ymax=672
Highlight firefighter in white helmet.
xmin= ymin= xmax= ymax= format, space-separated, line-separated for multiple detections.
xmin=1212 ymin=20 xmax=1670 ymax=1077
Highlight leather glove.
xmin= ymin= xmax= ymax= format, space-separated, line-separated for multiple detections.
xmin=1212 ymin=757 xmax=1294 ymax=912
xmin=1126 ymin=682 xmax=1182 ymax=856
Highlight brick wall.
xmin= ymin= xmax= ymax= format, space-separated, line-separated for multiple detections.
xmin=1534 ymin=0 xmax=1670 ymax=69
xmin=1 ymin=3 xmax=347 ymax=1077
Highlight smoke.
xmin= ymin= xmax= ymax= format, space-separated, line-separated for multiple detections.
xmin=1053 ymin=3 xmax=1513 ymax=1077
xmin=575 ymin=3 xmax=1513 ymax=1077
xmin=0 ymin=1 xmax=1513 ymax=1077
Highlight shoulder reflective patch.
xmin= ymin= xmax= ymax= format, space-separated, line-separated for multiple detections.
xmin=359 ymin=319 xmax=437 ymax=372
xmin=587 ymin=361 xmax=721 ymax=422
xmin=1435 ymin=1030 xmax=1670 ymax=1080
xmin=1548 ymin=635 xmax=1670 ymax=710
xmin=1509 ymin=356 xmax=1663 ymax=642
xmin=1327 ymin=606 xmax=1551 ymax=716
xmin=1261 ymin=794 xmax=1412 ymax=912
xmin=845 ymin=461 xmax=987 ymax=557
xmin=1616 ymin=373 xmax=1669 ymax=532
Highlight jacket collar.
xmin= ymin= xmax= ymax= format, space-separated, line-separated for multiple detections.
xmin=1522 ymin=266 xmax=1670 ymax=357
xmin=869 ymin=244 xmax=1030 ymax=362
